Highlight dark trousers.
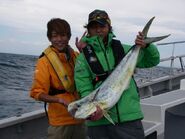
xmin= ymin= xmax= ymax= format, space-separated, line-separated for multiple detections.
xmin=88 ymin=120 xmax=145 ymax=139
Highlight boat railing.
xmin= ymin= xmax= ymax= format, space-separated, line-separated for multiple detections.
xmin=158 ymin=41 xmax=185 ymax=74
xmin=160 ymin=55 xmax=185 ymax=70
xmin=139 ymin=41 xmax=185 ymax=81
xmin=136 ymin=41 xmax=185 ymax=98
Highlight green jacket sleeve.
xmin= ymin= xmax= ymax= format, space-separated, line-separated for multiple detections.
xmin=137 ymin=44 xmax=160 ymax=68
xmin=123 ymin=43 xmax=160 ymax=68
xmin=74 ymin=54 xmax=94 ymax=98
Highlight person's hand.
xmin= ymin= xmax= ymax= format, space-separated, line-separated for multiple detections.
xmin=88 ymin=105 xmax=103 ymax=121
xmin=58 ymin=98 xmax=69 ymax=107
xmin=135 ymin=31 xmax=147 ymax=48
xmin=75 ymin=31 xmax=87 ymax=52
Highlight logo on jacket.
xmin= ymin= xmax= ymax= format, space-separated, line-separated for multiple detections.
xmin=89 ymin=56 xmax=97 ymax=63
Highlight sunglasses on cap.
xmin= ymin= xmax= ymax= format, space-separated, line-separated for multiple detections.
xmin=88 ymin=10 xmax=111 ymax=25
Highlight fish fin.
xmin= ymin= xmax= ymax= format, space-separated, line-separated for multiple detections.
xmin=125 ymin=83 xmax=129 ymax=91
xmin=142 ymin=17 xmax=155 ymax=37
xmin=142 ymin=17 xmax=170 ymax=44
xmin=144 ymin=35 xmax=171 ymax=44
xmin=102 ymin=110 xmax=115 ymax=125
xmin=123 ymin=80 xmax=130 ymax=91
xmin=106 ymin=110 xmax=118 ymax=117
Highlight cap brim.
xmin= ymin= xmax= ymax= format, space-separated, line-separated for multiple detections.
xmin=87 ymin=19 xmax=107 ymax=28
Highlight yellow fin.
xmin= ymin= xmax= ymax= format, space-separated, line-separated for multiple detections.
xmin=102 ymin=110 xmax=115 ymax=125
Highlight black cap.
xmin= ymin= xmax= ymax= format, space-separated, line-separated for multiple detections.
xmin=86 ymin=9 xmax=111 ymax=28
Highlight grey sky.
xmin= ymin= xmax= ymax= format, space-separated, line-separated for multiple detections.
xmin=0 ymin=0 xmax=185 ymax=59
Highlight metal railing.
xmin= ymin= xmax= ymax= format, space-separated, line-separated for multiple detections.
xmin=135 ymin=41 xmax=185 ymax=85
xmin=157 ymin=41 xmax=185 ymax=73
xmin=160 ymin=55 xmax=185 ymax=72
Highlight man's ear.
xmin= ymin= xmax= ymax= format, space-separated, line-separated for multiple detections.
xmin=109 ymin=26 xmax=112 ymax=32
xmin=86 ymin=29 xmax=90 ymax=37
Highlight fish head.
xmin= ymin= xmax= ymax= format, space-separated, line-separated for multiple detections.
xmin=67 ymin=101 xmax=79 ymax=117
xmin=75 ymin=103 xmax=97 ymax=119
xmin=68 ymin=102 xmax=97 ymax=119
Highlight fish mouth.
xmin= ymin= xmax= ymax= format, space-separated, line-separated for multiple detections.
xmin=69 ymin=108 xmax=77 ymax=117
xmin=68 ymin=103 xmax=78 ymax=117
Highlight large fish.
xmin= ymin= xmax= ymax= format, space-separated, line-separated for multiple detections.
xmin=68 ymin=17 xmax=170 ymax=124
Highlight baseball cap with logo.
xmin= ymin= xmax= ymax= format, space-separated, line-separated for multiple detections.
xmin=86 ymin=9 xmax=111 ymax=28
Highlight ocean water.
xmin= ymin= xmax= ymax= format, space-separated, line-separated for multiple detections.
xmin=0 ymin=52 xmax=42 ymax=120
xmin=0 ymin=52 xmax=181 ymax=120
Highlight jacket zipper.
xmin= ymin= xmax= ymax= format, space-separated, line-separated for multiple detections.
xmin=98 ymin=38 xmax=121 ymax=123
xmin=98 ymin=39 xmax=110 ymax=71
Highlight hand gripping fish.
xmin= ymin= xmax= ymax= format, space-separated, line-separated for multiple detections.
xmin=68 ymin=17 xmax=170 ymax=124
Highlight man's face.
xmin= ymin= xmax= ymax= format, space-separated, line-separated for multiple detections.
xmin=50 ymin=31 xmax=69 ymax=51
xmin=88 ymin=22 xmax=109 ymax=40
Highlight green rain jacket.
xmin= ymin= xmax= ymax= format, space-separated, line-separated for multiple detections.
xmin=74 ymin=32 xmax=160 ymax=126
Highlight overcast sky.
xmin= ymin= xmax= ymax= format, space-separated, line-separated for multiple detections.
xmin=0 ymin=0 xmax=185 ymax=62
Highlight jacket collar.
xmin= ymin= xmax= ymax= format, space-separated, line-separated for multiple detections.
xmin=82 ymin=32 xmax=116 ymax=51
xmin=50 ymin=45 xmax=71 ymax=54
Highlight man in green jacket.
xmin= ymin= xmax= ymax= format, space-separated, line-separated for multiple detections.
xmin=75 ymin=9 xmax=160 ymax=139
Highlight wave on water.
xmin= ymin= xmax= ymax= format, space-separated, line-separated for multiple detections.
xmin=0 ymin=52 xmax=43 ymax=120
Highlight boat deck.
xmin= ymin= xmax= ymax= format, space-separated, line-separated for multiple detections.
xmin=141 ymin=88 xmax=185 ymax=139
